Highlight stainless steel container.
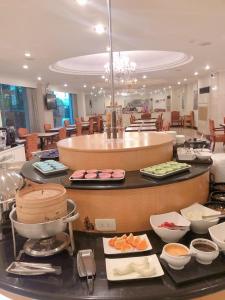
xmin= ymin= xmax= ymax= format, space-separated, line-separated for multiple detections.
xmin=10 ymin=199 xmax=79 ymax=239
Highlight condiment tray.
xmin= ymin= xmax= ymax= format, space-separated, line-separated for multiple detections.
xmin=105 ymin=254 xmax=164 ymax=281
xmin=103 ymin=234 xmax=152 ymax=255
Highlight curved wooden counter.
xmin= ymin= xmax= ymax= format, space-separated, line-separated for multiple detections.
xmin=57 ymin=132 xmax=173 ymax=171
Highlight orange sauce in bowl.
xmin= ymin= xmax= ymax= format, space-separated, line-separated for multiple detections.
xmin=165 ymin=244 xmax=188 ymax=256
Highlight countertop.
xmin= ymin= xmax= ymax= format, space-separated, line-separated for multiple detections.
xmin=21 ymin=158 xmax=210 ymax=190
xmin=0 ymin=229 xmax=225 ymax=300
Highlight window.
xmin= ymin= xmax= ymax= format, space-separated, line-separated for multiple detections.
xmin=0 ymin=84 xmax=29 ymax=129
xmin=53 ymin=92 xmax=74 ymax=127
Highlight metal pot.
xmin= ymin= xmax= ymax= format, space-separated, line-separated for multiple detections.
xmin=10 ymin=199 xmax=79 ymax=239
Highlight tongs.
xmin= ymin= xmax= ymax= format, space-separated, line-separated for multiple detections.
xmin=6 ymin=262 xmax=62 ymax=276
xmin=77 ymin=249 xmax=96 ymax=295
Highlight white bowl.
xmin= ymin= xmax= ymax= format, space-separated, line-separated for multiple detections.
xmin=160 ymin=243 xmax=191 ymax=270
xmin=176 ymin=135 xmax=185 ymax=145
xmin=180 ymin=203 xmax=219 ymax=234
xmin=196 ymin=152 xmax=212 ymax=160
xmin=190 ymin=238 xmax=219 ymax=265
xmin=150 ymin=212 xmax=190 ymax=243
xmin=209 ymin=222 xmax=225 ymax=253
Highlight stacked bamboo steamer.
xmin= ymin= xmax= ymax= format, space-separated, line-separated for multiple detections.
xmin=16 ymin=183 xmax=67 ymax=224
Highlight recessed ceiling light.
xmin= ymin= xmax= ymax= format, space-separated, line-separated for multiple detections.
xmin=184 ymin=78 xmax=187 ymax=81
xmin=142 ymin=75 xmax=147 ymax=79
xmin=24 ymin=52 xmax=31 ymax=58
xmin=106 ymin=46 xmax=110 ymax=52
xmin=64 ymin=83 xmax=68 ymax=87
xmin=100 ymin=87 xmax=103 ymax=90
xmin=134 ymin=78 xmax=138 ymax=83
xmin=94 ymin=94 xmax=97 ymax=97
xmin=101 ymin=75 xmax=105 ymax=79
xmin=194 ymin=72 xmax=198 ymax=76
xmin=76 ymin=0 xmax=88 ymax=6
xmin=83 ymin=84 xmax=87 ymax=88
xmin=92 ymin=86 xmax=95 ymax=89
xmin=37 ymin=76 xmax=42 ymax=81
xmin=120 ymin=79 xmax=124 ymax=83
xmin=105 ymin=78 xmax=108 ymax=82
xmin=142 ymin=84 xmax=146 ymax=88
xmin=169 ymin=86 xmax=172 ymax=89
xmin=163 ymin=87 xmax=166 ymax=90
xmin=177 ymin=81 xmax=181 ymax=85
xmin=22 ymin=65 xmax=29 ymax=69
xmin=93 ymin=23 xmax=106 ymax=34
xmin=205 ymin=65 xmax=210 ymax=70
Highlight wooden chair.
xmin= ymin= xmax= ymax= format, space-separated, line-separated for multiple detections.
xmin=25 ymin=133 xmax=38 ymax=160
xmin=209 ymin=119 xmax=225 ymax=152
xmin=81 ymin=117 xmax=84 ymax=122
xmin=89 ymin=119 xmax=94 ymax=134
xmin=156 ymin=114 xmax=163 ymax=131
xmin=58 ymin=128 xmax=67 ymax=140
xmin=44 ymin=123 xmax=52 ymax=132
xmin=171 ymin=111 xmax=182 ymax=127
xmin=18 ymin=128 xmax=28 ymax=138
xmin=130 ymin=114 xmax=136 ymax=124
xmin=97 ymin=116 xmax=103 ymax=133
xmin=76 ymin=123 xmax=82 ymax=136
xmin=141 ymin=113 xmax=151 ymax=120
xmin=75 ymin=117 xmax=81 ymax=124
xmin=183 ymin=111 xmax=194 ymax=128
xmin=162 ymin=121 xmax=171 ymax=131
xmin=64 ymin=120 xmax=70 ymax=128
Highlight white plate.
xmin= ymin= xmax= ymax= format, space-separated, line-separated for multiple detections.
xmin=103 ymin=234 xmax=152 ymax=255
xmin=105 ymin=254 xmax=164 ymax=281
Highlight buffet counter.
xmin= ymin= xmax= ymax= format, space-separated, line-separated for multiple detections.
xmin=21 ymin=160 xmax=210 ymax=232
xmin=0 ymin=229 xmax=225 ymax=300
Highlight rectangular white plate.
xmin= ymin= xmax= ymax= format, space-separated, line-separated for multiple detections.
xmin=105 ymin=254 xmax=164 ymax=281
xmin=103 ymin=234 xmax=152 ymax=255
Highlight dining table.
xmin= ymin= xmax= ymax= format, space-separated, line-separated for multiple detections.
xmin=134 ymin=119 xmax=157 ymax=124
xmin=47 ymin=127 xmax=75 ymax=136
xmin=37 ymin=132 xmax=58 ymax=150
xmin=125 ymin=126 xmax=157 ymax=132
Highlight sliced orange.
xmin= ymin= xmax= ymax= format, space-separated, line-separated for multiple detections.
xmin=136 ymin=238 xmax=148 ymax=250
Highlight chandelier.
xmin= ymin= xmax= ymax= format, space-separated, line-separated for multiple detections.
xmin=104 ymin=52 xmax=136 ymax=84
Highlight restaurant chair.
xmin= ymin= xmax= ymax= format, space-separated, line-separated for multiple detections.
xmin=171 ymin=111 xmax=182 ymax=127
xmin=209 ymin=119 xmax=225 ymax=152
xmin=58 ymin=128 xmax=67 ymax=140
xmin=162 ymin=121 xmax=170 ymax=131
xmin=156 ymin=114 xmax=163 ymax=131
xmin=183 ymin=111 xmax=194 ymax=128
xmin=81 ymin=117 xmax=84 ymax=122
xmin=76 ymin=123 xmax=82 ymax=136
xmin=141 ymin=113 xmax=151 ymax=120
xmin=75 ymin=117 xmax=81 ymax=124
xmin=130 ymin=114 xmax=136 ymax=124
xmin=64 ymin=120 xmax=70 ymax=127
xmin=97 ymin=116 xmax=103 ymax=133
xmin=18 ymin=127 xmax=28 ymax=138
xmin=25 ymin=133 xmax=38 ymax=160
xmin=89 ymin=119 xmax=94 ymax=134
xmin=44 ymin=123 xmax=52 ymax=132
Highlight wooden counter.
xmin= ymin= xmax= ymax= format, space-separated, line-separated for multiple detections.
xmin=57 ymin=132 xmax=173 ymax=171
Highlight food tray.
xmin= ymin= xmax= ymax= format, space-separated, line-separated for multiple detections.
xmin=69 ymin=170 xmax=125 ymax=182
xmin=33 ymin=161 xmax=68 ymax=175
xmin=176 ymin=156 xmax=213 ymax=165
xmin=140 ymin=163 xmax=191 ymax=179
xmin=160 ymin=254 xmax=225 ymax=285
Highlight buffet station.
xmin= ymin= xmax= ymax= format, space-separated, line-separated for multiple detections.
xmin=1 ymin=131 xmax=225 ymax=300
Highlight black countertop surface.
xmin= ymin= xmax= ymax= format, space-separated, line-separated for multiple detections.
xmin=0 ymin=229 xmax=225 ymax=300
xmin=21 ymin=159 xmax=210 ymax=190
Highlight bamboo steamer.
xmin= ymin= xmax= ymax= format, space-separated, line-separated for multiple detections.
xmin=16 ymin=183 xmax=67 ymax=224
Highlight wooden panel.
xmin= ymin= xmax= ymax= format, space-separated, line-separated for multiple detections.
xmin=198 ymin=106 xmax=208 ymax=121
xmin=67 ymin=172 xmax=209 ymax=232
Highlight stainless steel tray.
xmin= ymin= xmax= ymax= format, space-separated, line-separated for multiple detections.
xmin=140 ymin=165 xmax=191 ymax=179
xmin=33 ymin=162 xmax=68 ymax=175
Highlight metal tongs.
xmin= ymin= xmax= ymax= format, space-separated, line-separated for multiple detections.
xmin=6 ymin=262 xmax=62 ymax=276
xmin=77 ymin=249 xmax=96 ymax=295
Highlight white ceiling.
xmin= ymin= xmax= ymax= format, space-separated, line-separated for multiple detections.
xmin=0 ymin=0 xmax=225 ymax=93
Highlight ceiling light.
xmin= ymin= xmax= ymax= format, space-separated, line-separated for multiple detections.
xmin=101 ymin=75 xmax=105 ymax=79
xmin=177 ymin=81 xmax=181 ymax=85
xmin=64 ymin=83 xmax=68 ymax=87
xmin=134 ymin=78 xmax=138 ymax=83
xmin=24 ymin=52 xmax=31 ymax=58
xmin=93 ymin=24 xmax=106 ymax=34
xmin=92 ymin=86 xmax=95 ymax=89
xmin=142 ymin=75 xmax=147 ymax=79
xmin=194 ymin=72 xmax=198 ymax=76
xmin=142 ymin=84 xmax=146 ymax=88
xmin=37 ymin=76 xmax=42 ymax=81
xmin=205 ymin=65 xmax=210 ymax=70
xmin=22 ymin=65 xmax=29 ymax=69
xmin=169 ymin=86 xmax=172 ymax=89
xmin=106 ymin=46 xmax=110 ymax=52
xmin=83 ymin=84 xmax=87 ymax=88
xmin=76 ymin=0 xmax=88 ymax=6
xmin=100 ymin=87 xmax=103 ymax=90
xmin=212 ymin=85 xmax=218 ymax=91
xmin=184 ymin=78 xmax=187 ymax=81
xmin=105 ymin=78 xmax=108 ymax=82
xmin=163 ymin=87 xmax=166 ymax=90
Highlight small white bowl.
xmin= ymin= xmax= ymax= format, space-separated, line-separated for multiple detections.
xmin=196 ymin=152 xmax=212 ymax=160
xmin=150 ymin=212 xmax=190 ymax=243
xmin=190 ymin=238 xmax=219 ymax=265
xmin=160 ymin=243 xmax=191 ymax=270
xmin=180 ymin=203 xmax=219 ymax=234
xmin=209 ymin=222 xmax=225 ymax=253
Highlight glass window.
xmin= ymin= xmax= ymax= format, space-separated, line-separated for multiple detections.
xmin=53 ymin=92 xmax=74 ymax=127
xmin=0 ymin=84 xmax=29 ymax=129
